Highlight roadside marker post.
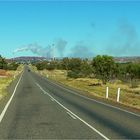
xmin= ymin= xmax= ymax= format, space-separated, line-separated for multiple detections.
xmin=117 ymin=88 xmax=120 ymax=102
xmin=106 ymin=87 xmax=109 ymax=99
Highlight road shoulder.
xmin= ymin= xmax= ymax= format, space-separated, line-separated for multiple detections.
xmin=34 ymin=72 xmax=140 ymax=115
xmin=0 ymin=75 xmax=21 ymax=115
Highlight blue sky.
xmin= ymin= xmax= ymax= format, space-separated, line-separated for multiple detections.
xmin=0 ymin=1 xmax=140 ymax=58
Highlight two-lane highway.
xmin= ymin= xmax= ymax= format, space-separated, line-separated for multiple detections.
xmin=0 ymin=66 xmax=140 ymax=139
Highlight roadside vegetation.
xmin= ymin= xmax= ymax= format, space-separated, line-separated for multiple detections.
xmin=31 ymin=55 xmax=140 ymax=109
xmin=0 ymin=55 xmax=22 ymax=100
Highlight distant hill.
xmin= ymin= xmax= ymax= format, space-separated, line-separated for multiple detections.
xmin=7 ymin=56 xmax=48 ymax=63
xmin=13 ymin=56 xmax=47 ymax=61
xmin=114 ymin=56 xmax=140 ymax=63
xmin=6 ymin=56 xmax=140 ymax=63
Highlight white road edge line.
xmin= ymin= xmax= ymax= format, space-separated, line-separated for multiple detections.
xmin=67 ymin=111 xmax=77 ymax=120
xmin=0 ymin=72 xmax=23 ymax=123
xmin=36 ymin=83 xmax=110 ymax=140
xmin=47 ymin=79 xmax=140 ymax=118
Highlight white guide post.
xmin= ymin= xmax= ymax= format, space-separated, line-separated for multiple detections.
xmin=117 ymin=88 xmax=120 ymax=102
xmin=106 ymin=87 xmax=109 ymax=99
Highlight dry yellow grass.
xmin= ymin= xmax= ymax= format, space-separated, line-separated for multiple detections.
xmin=0 ymin=77 xmax=12 ymax=100
xmin=31 ymin=66 xmax=140 ymax=109
xmin=0 ymin=65 xmax=23 ymax=101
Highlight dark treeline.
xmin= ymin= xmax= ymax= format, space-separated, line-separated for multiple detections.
xmin=0 ymin=55 xmax=19 ymax=70
xmin=33 ymin=55 xmax=140 ymax=87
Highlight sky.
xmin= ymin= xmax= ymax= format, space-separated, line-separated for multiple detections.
xmin=0 ymin=0 xmax=140 ymax=58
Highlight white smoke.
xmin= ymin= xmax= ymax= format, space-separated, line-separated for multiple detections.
xmin=13 ymin=47 xmax=29 ymax=53
xmin=69 ymin=41 xmax=94 ymax=58
xmin=13 ymin=38 xmax=68 ymax=58
xmin=55 ymin=38 xmax=67 ymax=57
xmin=13 ymin=43 xmax=51 ymax=58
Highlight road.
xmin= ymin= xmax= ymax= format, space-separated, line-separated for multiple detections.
xmin=0 ymin=66 xmax=139 ymax=139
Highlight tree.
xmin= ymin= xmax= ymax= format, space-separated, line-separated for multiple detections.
xmin=117 ymin=63 xmax=128 ymax=82
xmin=66 ymin=58 xmax=82 ymax=78
xmin=46 ymin=61 xmax=56 ymax=71
xmin=61 ymin=57 xmax=70 ymax=70
xmin=7 ymin=62 xmax=19 ymax=70
xmin=125 ymin=63 xmax=140 ymax=87
xmin=0 ymin=55 xmax=7 ymax=69
xmin=35 ymin=62 xmax=46 ymax=70
xmin=67 ymin=58 xmax=82 ymax=71
xmin=92 ymin=55 xmax=117 ymax=84
xmin=80 ymin=59 xmax=93 ymax=77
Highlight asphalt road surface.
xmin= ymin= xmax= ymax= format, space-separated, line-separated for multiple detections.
xmin=0 ymin=66 xmax=140 ymax=139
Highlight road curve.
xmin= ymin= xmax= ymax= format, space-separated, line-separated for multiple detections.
xmin=0 ymin=66 xmax=139 ymax=139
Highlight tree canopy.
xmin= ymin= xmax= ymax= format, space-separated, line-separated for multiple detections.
xmin=92 ymin=55 xmax=117 ymax=84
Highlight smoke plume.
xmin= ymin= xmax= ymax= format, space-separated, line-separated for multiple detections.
xmin=69 ymin=41 xmax=94 ymax=58
xmin=106 ymin=20 xmax=140 ymax=56
xmin=55 ymin=38 xmax=67 ymax=57
xmin=13 ymin=38 xmax=68 ymax=58
xmin=13 ymin=43 xmax=52 ymax=58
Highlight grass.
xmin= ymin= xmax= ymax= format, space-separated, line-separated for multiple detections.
xmin=31 ymin=66 xmax=140 ymax=110
xmin=0 ymin=65 xmax=23 ymax=101
xmin=0 ymin=77 xmax=13 ymax=100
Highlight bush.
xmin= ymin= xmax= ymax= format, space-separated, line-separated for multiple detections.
xmin=0 ymin=55 xmax=7 ymax=70
xmin=7 ymin=62 xmax=19 ymax=70
xmin=36 ymin=62 xmax=46 ymax=70
xmin=46 ymin=63 xmax=55 ymax=71
xmin=67 ymin=70 xmax=80 ymax=78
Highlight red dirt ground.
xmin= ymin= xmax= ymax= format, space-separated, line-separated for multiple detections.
xmin=0 ymin=70 xmax=7 ymax=76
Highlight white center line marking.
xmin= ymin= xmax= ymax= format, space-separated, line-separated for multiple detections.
xmin=0 ymin=72 xmax=23 ymax=123
xmin=67 ymin=111 xmax=77 ymax=120
xmin=36 ymin=83 xmax=110 ymax=140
